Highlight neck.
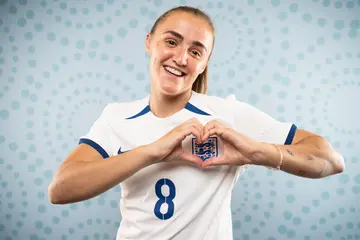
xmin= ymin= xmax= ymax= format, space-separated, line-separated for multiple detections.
xmin=149 ymin=89 xmax=192 ymax=118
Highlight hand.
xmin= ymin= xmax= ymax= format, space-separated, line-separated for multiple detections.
xmin=201 ymin=120 xmax=261 ymax=168
xmin=148 ymin=118 xmax=205 ymax=168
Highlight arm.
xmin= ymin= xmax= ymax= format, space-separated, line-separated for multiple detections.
xmin=49 ymin=117 xmax=206 ymax=205
xmin=48 ymin=144 xmax=154 ymax=204
xmin=254 ymin=129 xmax=345 ymax=179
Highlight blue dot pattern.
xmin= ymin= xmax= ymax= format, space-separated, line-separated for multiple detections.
xmin=0 ymin=1 xmax=359 ymax=239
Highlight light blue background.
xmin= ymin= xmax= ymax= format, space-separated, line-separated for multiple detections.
xmin=0 ymin=0 xmax=359 ymax=239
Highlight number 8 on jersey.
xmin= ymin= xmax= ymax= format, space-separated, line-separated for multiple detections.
xmin=154 ymin=178 xmax=176 ymax=220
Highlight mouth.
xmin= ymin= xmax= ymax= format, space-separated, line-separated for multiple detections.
xmin=163 ymin=65 xmax=186 ymax=77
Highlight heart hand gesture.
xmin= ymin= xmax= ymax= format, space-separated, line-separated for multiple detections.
xmin=201 ymin=120 xmax=261 ymax=168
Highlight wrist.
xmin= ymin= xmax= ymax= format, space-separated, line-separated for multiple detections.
xmin=252 ymin=142 xmax=281 ymax=168
xmin=139 ymin=143 xmax=161 ymax=166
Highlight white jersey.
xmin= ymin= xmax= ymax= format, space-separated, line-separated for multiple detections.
xmin=79 ymin=91 xmax=297 ymax=240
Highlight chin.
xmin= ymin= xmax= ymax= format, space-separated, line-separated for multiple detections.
xmin=160 ymin=85 xmax=182 ymax=96
xmin=158 ymin=80 xmax=183 ymax=96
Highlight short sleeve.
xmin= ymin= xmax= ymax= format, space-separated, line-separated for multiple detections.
xmin=78 ymin=104 xmax=116 ymax=158
xmin=226 ymin=94 xmax=297 ymax=145
xmin=225 ymin=94 xmax=297 ymax=177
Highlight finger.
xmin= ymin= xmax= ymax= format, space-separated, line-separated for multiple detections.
xmin=207 ymin=125 xmax=223 ymax=138
xmin=174 ymin=124 xmax=202 ymax=143
xmin=181 ymin=151 xmax=204 ymax=168
xmin=207 ymin=125 xmax=238 ymax=145
xmin=191 ymin=125 xmax=204 ymax=144
xmin=183 ymin=121 xmax=204 ymax=143
xmin=191 ymin=118 xmax=206 ymax=142
xmin=203 ymin=120 xmax=216 ymax=134
xmin=204 ymin=122 xmax=225 ymax=140
xmin=201 ymin=156 xmax=226 ymax=168
xmin=182 ymin=117 xmax=198 ymax=125
xmin=183 ymin=117 xmax=203 ymax=129
xmin=202 ymin=127 xmax=214 ymax=142
xmin=202 ymin=122 xmax=217 ymax=141
xmin=203 ymin=120 xmax=227 ymax=141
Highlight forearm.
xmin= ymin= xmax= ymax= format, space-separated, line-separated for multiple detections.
xmin=49 ymin=145 xmax=154 ymax=204
xmin=254 ymin=136 xmax=345 ymax=179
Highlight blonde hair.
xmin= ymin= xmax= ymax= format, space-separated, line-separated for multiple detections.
xmin=150 ymin=6 xmax=215 ymax=94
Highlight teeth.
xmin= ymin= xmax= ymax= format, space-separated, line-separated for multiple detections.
xmin=164 ymin=66 xmax=183 ymax=76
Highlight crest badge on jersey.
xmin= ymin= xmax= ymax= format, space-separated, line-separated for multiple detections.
xmin=192 ymin=136 xmax=219 ymax=161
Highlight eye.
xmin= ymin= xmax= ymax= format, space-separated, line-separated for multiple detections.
xmin=165 ymin=39 xmax=177 ymax=47
xmin=191 ymin=49 xmax=202 ymax=58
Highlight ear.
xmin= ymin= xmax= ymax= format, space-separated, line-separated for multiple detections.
xmin=145 ymin=33 xmax=151 ymax=54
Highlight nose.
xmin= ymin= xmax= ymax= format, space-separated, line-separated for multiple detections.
xmin=173 ymin=47 xmax=188 ymax=67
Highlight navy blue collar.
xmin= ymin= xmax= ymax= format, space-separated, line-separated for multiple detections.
xmin=126 ymin=101 xmax=210 ymax=120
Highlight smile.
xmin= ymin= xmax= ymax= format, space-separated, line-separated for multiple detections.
xmin=163 ymin=66 xmax=186 ymax=77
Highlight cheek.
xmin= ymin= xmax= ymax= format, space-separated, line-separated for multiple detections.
xmin=151 ymin=50 xmax=170 ymax=66
xmin=153 ymin=42 xmax=171 ymax=58
xmin=191 ymin=62 xmax=206 ymax=75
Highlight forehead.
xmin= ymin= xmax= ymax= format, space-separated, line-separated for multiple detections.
xmin=155 ymin=12 xmax=213 ymax=48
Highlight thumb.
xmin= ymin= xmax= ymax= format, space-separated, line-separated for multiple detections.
xmin=180 ymin=150 xmax=204 ymax=168
xmin=201 ymin=156 xmax=226 ymax=168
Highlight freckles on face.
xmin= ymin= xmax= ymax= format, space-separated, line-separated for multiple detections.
xmin=150 ymin=13 xmax=213 ymax=59
xmin=148 ymin=12 xmax=214 ymax=94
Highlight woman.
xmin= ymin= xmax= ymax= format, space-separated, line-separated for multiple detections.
xmin=48 ymin=6 xmax=345 ymax=240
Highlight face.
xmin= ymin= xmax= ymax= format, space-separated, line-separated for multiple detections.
xmin=146 ymin=11 xmax=214 ymax=96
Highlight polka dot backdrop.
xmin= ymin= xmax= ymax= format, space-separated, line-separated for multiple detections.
xmin=0 ymin=0 xmax=359 ymax=239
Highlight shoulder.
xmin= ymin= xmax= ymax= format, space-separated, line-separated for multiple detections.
xmin=101 ymin=96 xmax=149 ymax=120
xmin=193 ymin=92 xmax=247 ymax=115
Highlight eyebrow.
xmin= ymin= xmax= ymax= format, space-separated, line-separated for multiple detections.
xmin=163 ymin=30 xmax=208 ymax=52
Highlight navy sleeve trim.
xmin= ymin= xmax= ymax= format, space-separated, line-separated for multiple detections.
xmin=79 ymin=138 xmax=109 ymax=159
xmin=284 ymin=124 xmax=297 ymax=145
